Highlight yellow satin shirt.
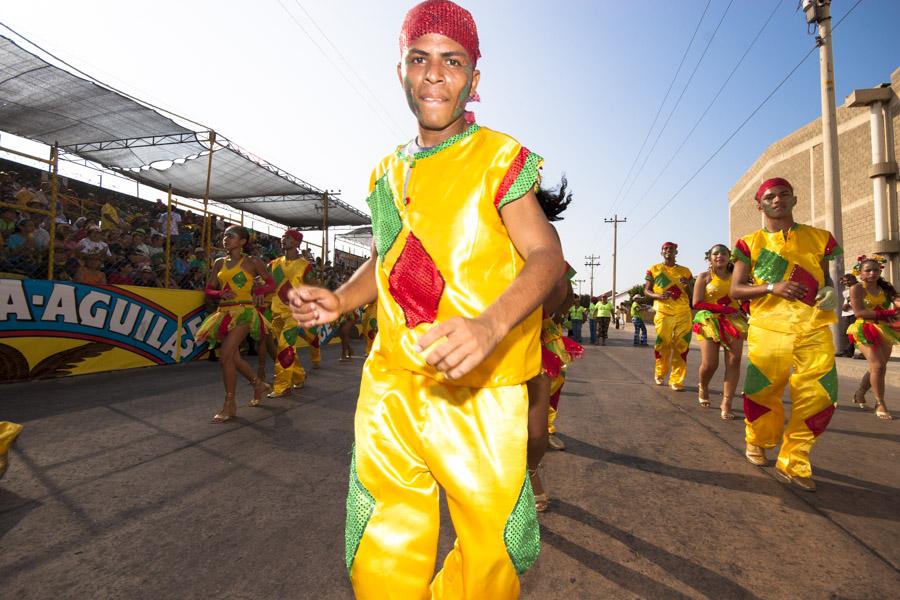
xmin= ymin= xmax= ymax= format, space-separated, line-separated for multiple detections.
xmin=733 ymin=223 xmax=841 ymax=333
xmin=702 ymin=271 xmax=740 ymax=310
xmin=217 ymin=256 xmax=254 ymax=304
xmin=269 ymin=255 xmax=312 ymax=316
xmin=646 ymin=263 xmax=693 ymax=316
xmin=365 ymin=124 xmax=543 ymax=388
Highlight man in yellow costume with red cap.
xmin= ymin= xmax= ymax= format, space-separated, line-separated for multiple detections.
xmin=267 ymin=229 xmax=315 ymax=398
xmin=731 ymin=177 xmax=841 ymax=492
xmin=644 ymin=242 xmax=694 ymax=390
xmin=287 ymin=2 xmax=564 ymax=597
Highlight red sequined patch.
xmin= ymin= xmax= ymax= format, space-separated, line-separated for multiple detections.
xmin=278 ymin=281 xmax=293 ymax=304
xmin=494 ymin=147 xmax=531 ymax=209
xmin=389 ymin=233 xmax=444 ymax=328
xmin=277 ymin=346 xmax=295 ymax=369
xmin=549 ymin=388 xmax=561 ymax=410
xmin=217 ymin=314 xmax=233 ymax=340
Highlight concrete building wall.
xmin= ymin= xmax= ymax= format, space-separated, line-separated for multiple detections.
xmin=729 ymin=67 xmax=900 ymax=281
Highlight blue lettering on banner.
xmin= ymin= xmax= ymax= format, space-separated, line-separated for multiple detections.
xmin=0 ymin=279 xmax=206 ymax=365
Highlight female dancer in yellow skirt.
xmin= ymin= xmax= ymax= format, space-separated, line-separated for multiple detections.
xmin=847 ymin=255 xmax=899 ymax=420
xmin=692 ymin=244 xmax=748 ymax=419
xmin=196 ymin=225 xmax=275 ymax=422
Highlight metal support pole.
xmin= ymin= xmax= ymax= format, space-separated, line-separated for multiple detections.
xmin=814 ymin=1 xmax=846 ymax=349
xmin=604 ymin=215 xmax=626 ymax=309
xmin=201 ymin=130 xmax=216 ymax=256
xmin=48 ymin=143 xmax=59 ymax=280
xmin=322 ymin=192 xmax=330 ymax=263
xmin=165 ymin=185 xmax=173 ymax=288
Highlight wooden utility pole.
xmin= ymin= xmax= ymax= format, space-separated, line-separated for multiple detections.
xmin=604 ymin=215 xmax=627 ymax=308
xmin=584 ymin=255 xmax=602 ymax=297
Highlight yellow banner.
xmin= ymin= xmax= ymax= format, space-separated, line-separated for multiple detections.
xmin=0 ymin=278 xmax=207 ymax=382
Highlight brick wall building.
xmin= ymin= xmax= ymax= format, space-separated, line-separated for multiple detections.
xmin=729 ymin=67 xmax=900 ymax=282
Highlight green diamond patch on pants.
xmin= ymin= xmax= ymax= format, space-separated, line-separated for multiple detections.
xmin=503 ymin=473 xmax=540 ymax=574
xmin=345 ymin=447 xmax=375 ymax=574
xmin=742 ymin=360 xmax=771 ymax=396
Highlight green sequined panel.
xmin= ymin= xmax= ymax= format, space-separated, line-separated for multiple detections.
xmin=818 ymin=364 xmax=838 ymax=403
xmin=503 ymin=473 xmax=541 ymax=575
xmin=366 ymin=174 xmax=402 ymax=261
xmin=753 ymin=248 xmax=789 ymax=284
xmin=283 ymin=327 xmax=298 ymax=346
xmin=272 ymin=265 xmax=285 ymax=286
xmin=231 ymin=270 xmax=248 ymax=288
xmin=682 ymin=331 xmax=693 ymax=344
xmin=345 ymin=446 xmax=376 ymax=574
xmin=410 ymin=123 xmax=480 ymax=160
xmin=654 ymin=272 xmax=671 ymax=290
xmin=742 ymin=360 xmax=771 ymax=397
xmin=497 ymin=151 xmax=544 ymax=211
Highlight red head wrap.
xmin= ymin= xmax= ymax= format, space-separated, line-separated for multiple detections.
xmin=661 ymin=242 xmax=678 ymax=250
xmin=400 ymin=0 xmax=481 ymax=66
xmin=755 ymin=177 xmax=793 ymax=202
xmin=283 ymin=229 xmax=303 ymax=244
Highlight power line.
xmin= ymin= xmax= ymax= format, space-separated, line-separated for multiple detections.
xmin=617 ymin=0 xmax=735 ymax=214
xmin=624 ymin=0 xmax=784 ymax=221
xmin=290 ymin=0 xmax=407 ymax=136
xmin=621 ymin=0 xmax=865 ymax=250
xmin=275 ymin=0 xmax=406 ymax=140
xmin=605 ymin=0 xmax=712 ymax=217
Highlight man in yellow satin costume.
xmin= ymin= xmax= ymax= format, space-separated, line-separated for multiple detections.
xmin=287 ymin=2 xmax=564 ymax=597
xmin=267 ymin=229 xmax=315 ymax=398
xmin=644 ymin=242 xmax=694 ymax=390
xmin=731 ymin=177 xmax=842 ymax=492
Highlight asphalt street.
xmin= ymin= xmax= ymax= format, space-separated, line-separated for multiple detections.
xmin=1 ymin=325 xmax=898 ymax=599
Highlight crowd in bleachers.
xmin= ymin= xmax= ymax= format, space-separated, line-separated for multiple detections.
xmin=0 ymin=159 xmax=363 ymax=291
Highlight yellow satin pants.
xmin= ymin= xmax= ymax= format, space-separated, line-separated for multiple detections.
xmin=0 ymin=421 xmax=23 ymax=477
xmin=743 ymin=325 xmax=837 ymax=478
xmin=653 ymin=311 xmax=692 ymax=386
xmin=347 ymin=361 xmax=539 ymax=599
xmin=271 ymin=314 xmax=307 ymax=395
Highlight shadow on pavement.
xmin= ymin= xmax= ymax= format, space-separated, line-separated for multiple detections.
xmin=562 ymin=434 xmax=900 ymax=522
xmin=545 ymin=499 xmax=761 ymax=600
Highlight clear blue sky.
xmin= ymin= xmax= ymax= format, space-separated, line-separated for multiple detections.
xmin=1 ymin=0 xmax=898 ymax=292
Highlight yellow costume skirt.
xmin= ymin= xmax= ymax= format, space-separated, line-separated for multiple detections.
xmin=195 ymin=303 xmax=270 ymax=349
xmin=692 ymin=310 xmax=748 ymax=348
xmin=347 ymin=359 xmax=539 ymax=599
xmin=847 ymin=319 xmax=900 ymax=348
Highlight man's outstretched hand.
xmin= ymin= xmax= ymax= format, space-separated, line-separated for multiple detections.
xmin=288 ymin=286 xmax=342 ymax=327
xmin=414 ymin=316 xmax=502 ymax=380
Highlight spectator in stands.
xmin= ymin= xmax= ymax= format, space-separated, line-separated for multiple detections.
xmin=101 ymin=198 xmax=124 ymax=230
xmin=148 ymin=233 xmax=165 ymax=258
xmin=157 ymin=206 xmax=182 ymax=237
xmin=75 ymin=253 xmax=106 ymax=285
xmin=72 ymin=216 xmax=90 ymax=242
xmin=107 ymin=260 xmax=135 ymax=285
xmin=6 ymin=218 xmax=36 ymax=252
xmin=77 ymin=225 xmax=112 ymax=259
xmin=0 ymin=206 xmax=18 ymax=237
xmin=132 ymin=229 xmax=151 ymax=257
xmin=30 ymin=215 xmax=50 ymax=250
xmin=135 ymin=264 xmax=159 ymax=287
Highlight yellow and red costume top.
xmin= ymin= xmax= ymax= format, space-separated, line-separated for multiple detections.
xmin=645 ymin=263 xmax=693 ymax=316
xmin=196 ymin=256 xmax=270 ymax=348
xmin=365 ymin=123 xmax=543 ymax=388
xmin=692 ymin=270 xmax=747 ymax=349
xmin=732 ymin=224 xmax=841 ymax=333
xmin=847 ymin=286 xmax=900 ymax=348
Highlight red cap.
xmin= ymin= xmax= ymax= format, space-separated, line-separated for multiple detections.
xmin=661 ymin=241 xmax=678 ymax=250
xmin=400 ymin=0 xmax=481 ymax=66
xmin=283 ymin=229 xmax=303 ymax=243
xmin=756 ymin=177 xmax=793 ymax=202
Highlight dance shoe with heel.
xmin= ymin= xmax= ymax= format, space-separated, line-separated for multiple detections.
xmin=528 ymin=467 xmax=549 ymax=512
xmin=774 ymin=468 xmax=816 ymax=492
xmin=852 ymin=389 xmax=867 ymax=409
xmin=697 ymin=384 xmax=710 ymax=408
xmin=249 ymin=378 xmax=271 ymax=407
xmin=874 ymin=400 xmax=893 ymax=421
xmin=212 ymin=393 xmax=237 ymax=424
